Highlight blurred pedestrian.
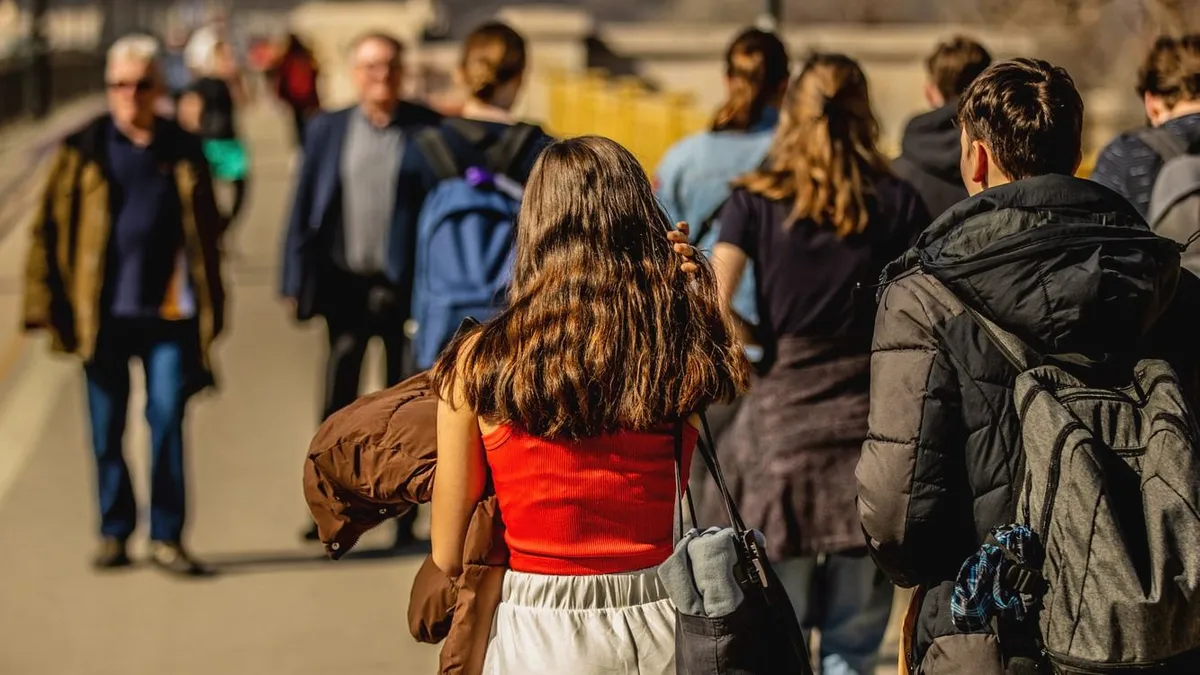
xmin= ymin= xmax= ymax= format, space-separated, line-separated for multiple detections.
xmin=1091 ymin=35 xmax=1200 ymax=217
xmin=161 ymin=25 xmax=194 ymax=104
xmin=22 ymin=33 xmax=225 ymax=576
xmin=430 ymin=135 xmax=749 ymax=675
xmin=180 ymin=30 xmax=250 ymax=240
xmin=270 ymin=33 xmax=321 ymax=149
xmin=280 ymin=31 xmax=441 ymax=545
xmin=892 ymin=36 xmax=991 ymax=221
xmin=706 ymin=53 xmax=929 ymax=674
xmin=653 ymin=27 xmax=790 ymax=469
xmin=858 ymin=58 xmax=1200 ymax=675
xmin=409 ymin=20 xmax=553 ymax=370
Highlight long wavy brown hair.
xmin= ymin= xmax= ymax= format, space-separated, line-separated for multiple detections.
xmin=431 ymin=136 xmax=749 ymax=439
xmin=737 ymin=53 xmax=890 ymax=237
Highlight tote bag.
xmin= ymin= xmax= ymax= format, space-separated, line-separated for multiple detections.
xmin=659 ymin=416 xmax=816 ymax=675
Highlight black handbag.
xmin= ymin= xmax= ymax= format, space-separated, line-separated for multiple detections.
xmin=665 ymin=415 xmax=816 ymax=675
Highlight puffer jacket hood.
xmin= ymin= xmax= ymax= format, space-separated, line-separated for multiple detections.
xmin=882 ymin=174 xmax=1183 ymax=361
xmin=898 ymin=104 xmax=963 ymax=184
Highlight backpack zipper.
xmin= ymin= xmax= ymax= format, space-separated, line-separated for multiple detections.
xmin=1039 ymin=421 xmax=1083 ymax=536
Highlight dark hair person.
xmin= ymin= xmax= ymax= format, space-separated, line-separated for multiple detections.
xmin=457 ymin=21 xmax=527 ymax=122
xmin=655 ymin=28 xmax=790 ymax=366
xmin=429 ymin=136 xmax=747 ymax=674
xmin=712 ymin=28 xmax=791 ymax=132
xmin=893 ymin=35 xmax=992 ymax=219
xmin=859 ymin=58 xmax=1200 ymax=675
xmin=958 ymin=58 xmax=1083 ymax=184
xmin=709 ymin=53 xmax=929 ymax=674
xmin=1092 ymin=34 xmax=1200 ymax=217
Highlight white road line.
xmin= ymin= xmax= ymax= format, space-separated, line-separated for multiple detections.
xmin=0 ymin=349 xmax=74 ymax=509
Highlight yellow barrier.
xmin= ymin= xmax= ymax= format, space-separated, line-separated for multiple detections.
xmin=545 ymin=68 xmax=1100 ymax=179
xmin=545 ymin=68 xmax=709 ymax=172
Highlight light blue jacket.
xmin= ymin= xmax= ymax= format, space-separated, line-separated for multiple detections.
xmin=654 ymin=109 xmax=778 ymax=328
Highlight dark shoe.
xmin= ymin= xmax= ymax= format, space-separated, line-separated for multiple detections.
xmin=391 ymin=526 xmax=417 ymax=550
xmin=301 ymin=521 xmax=321 ymax=542
xmin=150 ymin=541 xmax=209 ymax=577
xmin=92 ymin=538 xmax=131 ymax=570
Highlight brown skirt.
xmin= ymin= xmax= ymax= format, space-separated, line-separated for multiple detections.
xmin=698 ymin=336 xmax=871 ymax=559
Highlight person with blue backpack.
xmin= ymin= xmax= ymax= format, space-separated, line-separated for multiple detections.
xmin=409 ymin=21 xmax=552 ymax=371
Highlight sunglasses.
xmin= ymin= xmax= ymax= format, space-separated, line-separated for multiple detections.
xmin=106 ymin=78 xmax=155 ymax=93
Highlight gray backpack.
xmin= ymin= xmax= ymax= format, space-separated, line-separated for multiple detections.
xmin=968 ymin=307 xmax=1200 ymax=673
xmin=1137 ymin=128 xmax=1200 ymax=275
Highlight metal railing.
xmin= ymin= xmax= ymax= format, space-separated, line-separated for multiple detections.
xmin=0 ymin=49 xmax=105 ymax=128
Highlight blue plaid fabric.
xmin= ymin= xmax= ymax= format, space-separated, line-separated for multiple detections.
xmin=950 ymin=524 xmax=1042 ymax=632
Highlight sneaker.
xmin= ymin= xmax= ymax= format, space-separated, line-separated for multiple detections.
xmin=150 ymin=541 xmax=209 ymax=577
xmin=92 ymin=538 xmax=131 ymax=570
xmin=301 ymin=521 xmax=321 ymax=542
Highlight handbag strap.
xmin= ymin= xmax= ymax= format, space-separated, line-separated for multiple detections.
xmin=673 ymin=412 xmax=750 ymax=535
xmin=673 ymin=419 xmax=700 ymax=541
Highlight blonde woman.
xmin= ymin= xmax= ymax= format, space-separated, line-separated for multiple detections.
xmin=707 ymin=53 xmax=930 ymax=675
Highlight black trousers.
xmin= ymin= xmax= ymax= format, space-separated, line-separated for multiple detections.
xmin=320 ymin=272 xmax=417 ymax=535
xmin=321 ymin=275 xmax=414 ymax=420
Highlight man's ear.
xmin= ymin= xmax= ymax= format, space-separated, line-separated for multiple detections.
xmin=970 ymin=140 xmax=990 ymax=188
xmin=1145 ymin=92 xmax=1170 ymax=127
xmin=924 ymin=80 xmax=944 ymax=109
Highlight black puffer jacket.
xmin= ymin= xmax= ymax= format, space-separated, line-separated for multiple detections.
xmin=856 ymin=174 xmax=1200 ymax=675
xmin=891 ymin=104 xmax=967 ymax=221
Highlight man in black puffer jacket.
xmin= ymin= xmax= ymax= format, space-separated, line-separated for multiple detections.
xmin=857 ymin=58 xmax=1200 ymax=675
xmin=892 ymin=37 xmax=991 ymax=222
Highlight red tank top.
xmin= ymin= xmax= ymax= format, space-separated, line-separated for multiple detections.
xmin=483 ymin=424 xmax=698 ymax=576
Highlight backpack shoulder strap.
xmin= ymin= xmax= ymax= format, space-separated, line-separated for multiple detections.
xmin=442 ymin=117 xmax=490 ymax=145
xmin=1135 ymin=127 xmax=1190 ymax=162
xmin=485 ymin=123 xmax=539 ymax=177
xmin=414 ymin=127 xmax=460 ymax=182
xmin=961 ymin=305 xmax=1038 ymax=372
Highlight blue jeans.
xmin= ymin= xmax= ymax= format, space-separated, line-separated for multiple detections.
xmin=776 ymin=552 xmax=894 ymax=675
xmin=84 ymin=318 xmax=198 ymax=543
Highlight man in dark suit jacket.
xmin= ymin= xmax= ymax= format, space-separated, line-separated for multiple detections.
xmin=280 ymin=31 xmax=441 ymax=544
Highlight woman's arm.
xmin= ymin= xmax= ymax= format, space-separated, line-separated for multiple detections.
xmin=711 ymin=243 xmax=748 ymax=316
xmin=430 ymin=352 xmax=488 ymax=578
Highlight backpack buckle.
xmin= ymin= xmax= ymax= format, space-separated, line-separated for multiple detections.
xmin=1003 ymin=564 xmax=1047 ymax=596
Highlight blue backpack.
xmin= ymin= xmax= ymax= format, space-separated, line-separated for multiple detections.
xmin=411 ymin=120 xmax=539 ymax=370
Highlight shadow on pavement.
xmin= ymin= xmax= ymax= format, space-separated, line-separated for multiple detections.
xmin=204 ymin=540 xmax=432 ymax=575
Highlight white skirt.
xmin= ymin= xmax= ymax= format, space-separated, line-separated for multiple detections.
xmin=481 ymin=566 xmax=677 ymax=675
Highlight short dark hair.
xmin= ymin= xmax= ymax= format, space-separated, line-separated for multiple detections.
xmin=349 ymin=31 xmax=404 ymax=58
xmin=958 ymin=58 xmax=1084 ymax=180
xmin=1136 ymin=34 xmax=1200 ymax=106
xmin=927 ymin=36 xmax=992 ymax=100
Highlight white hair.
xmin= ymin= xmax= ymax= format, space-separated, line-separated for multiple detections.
xmin=107 ymin=33 xmax=160 ymax=67
xmin=184 ymin=27 xmax=222 ymax=75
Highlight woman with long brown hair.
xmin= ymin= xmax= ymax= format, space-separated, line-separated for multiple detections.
xmin=429 ymin=136 xmax=748 ymax=674
xmin=708 ymin=53 xmax=930 ymax=674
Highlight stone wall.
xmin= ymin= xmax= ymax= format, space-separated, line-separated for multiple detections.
xmin=292 ymin=2 xmax=1141 ymax=155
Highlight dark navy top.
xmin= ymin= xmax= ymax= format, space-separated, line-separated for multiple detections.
xmin=718 ymin=176 xmax=929 ymax=343
xmin=1090 ymin=113 xmax=1200 ymax=218
xmin=105 ymin=120 xmax=185 ymax=318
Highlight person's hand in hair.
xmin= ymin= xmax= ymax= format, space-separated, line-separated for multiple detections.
xmin=668 ymin=221 xmax=699 ymax=274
